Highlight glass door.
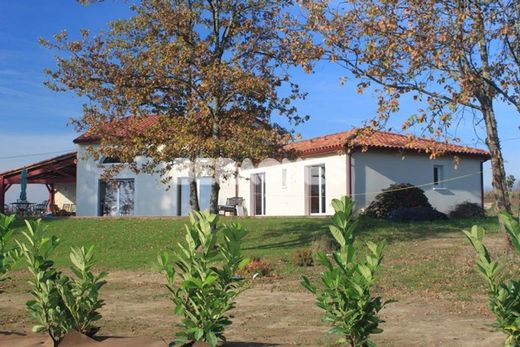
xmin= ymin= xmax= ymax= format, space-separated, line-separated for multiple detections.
xmin=309 ymin=165 xmax=326 ymax=214
xmin=252 ymin=173 xmax=266 ymax=216
xmin=100 ymin=179 xmax=135 ymax=216
xmin=177 ymin=177 xmax=191 ymax=216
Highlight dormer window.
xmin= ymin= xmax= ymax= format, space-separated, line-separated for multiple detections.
xmin=101 ymin=156 xmax=121 ymax=164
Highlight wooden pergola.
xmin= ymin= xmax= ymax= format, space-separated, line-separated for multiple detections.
xmin=0 ymin=152 xmax=77 ymax=214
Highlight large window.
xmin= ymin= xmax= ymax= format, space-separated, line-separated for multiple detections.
xmin=309 ymin=165 xmax=326 ymax=214
xmin=251 ymin=173 xmax=266 ymax=216
xmin=99 ymin=179 xmax=135 ymax=216
xmin=177 ymin=177 xmax=213 ymax=216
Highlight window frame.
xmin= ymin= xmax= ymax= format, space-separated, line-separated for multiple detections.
xmin=251 ymin=172 xmax=266 ymax=216
xmin=433 ymin=164 xmax=445 ymax=189
xmin=307 ymin=164 xmax=326 ymax=215
xmin=281 ymin=168 xmax=287 ymax=189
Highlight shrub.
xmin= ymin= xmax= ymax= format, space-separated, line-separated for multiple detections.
xmin=449 ymin=202 xmax=485 ymax=219
xmin=291 ymin=248 xmax=314 ymax=267
xmin=302 ymin=196 xmax=391 ymax=347
xmin=18 ymin=220 xmax=70 ymax=346
xmin=243 ymin=257 xmax=271 ymax=277
xmin=17 ymin=220 xmax=106 ymax=346
xmin=463 ymin=212 xmax=520 ymax=347
xmin=387 ymin=207 xmax=448 ymax=221
xmin=56 ymin=246 xmax=107 ymax=337
xmin=364 ymin=183 xmax=431 ymax=218
xmin=156 ymin=211 xmax=250 ymax=347
xmin=0 ymin=214 xmax=18 ymax=284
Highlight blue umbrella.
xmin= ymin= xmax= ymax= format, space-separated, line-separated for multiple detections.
xmin=19 ymin=168 xmax=28 ymax=202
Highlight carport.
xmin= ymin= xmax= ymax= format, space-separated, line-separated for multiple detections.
xmin=0 ymin=152 xmax=77 ymax=213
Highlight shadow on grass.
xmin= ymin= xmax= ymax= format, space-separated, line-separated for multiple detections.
xmin=243 ymin=216 xmax=499 ymax=253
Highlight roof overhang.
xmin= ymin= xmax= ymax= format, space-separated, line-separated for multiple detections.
xmin=0 ymin=152 xmax=77 ymax=185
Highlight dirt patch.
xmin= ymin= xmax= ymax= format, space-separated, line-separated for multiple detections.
xmin=0 ymin=270 xmax=505 ymax=347
xmin=1 ymin=231 xmax=512 ymax=346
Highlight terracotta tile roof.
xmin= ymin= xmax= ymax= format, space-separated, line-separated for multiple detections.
xmin=73 ymin=116 xmax=160 ymax=144
xmin=285 ymin=128 xmax=490 ymax=159
xmin=74 ymin=115 xmax=490 ymax=159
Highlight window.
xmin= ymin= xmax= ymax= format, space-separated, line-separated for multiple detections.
xmin=99 ymin=179 xmax=135 ymax=216
xmin=308 ymin=165 xmax=326 ymax=214
xmin=281 ymin=168 xmax=287 ymax=189
xmin=101 ymin=156 xmax=121 ymax=164
xmin=433 ymin=165 xmax=444 ymax=188
xmin=251 ymin=173 xmax=266 ymax=216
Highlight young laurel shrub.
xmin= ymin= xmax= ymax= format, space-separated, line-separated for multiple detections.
xmin=156 ymin=211 xmax=250 ymax=347
xmin=302 ymin=196 xmax=389 ymax=347
xmin=0 ymin=213 xmax=18 ymax=284
xmin=56 ymin=246 xmax=107 ymax=337
xmin=17 ymin=219 xmax=70 ymax=346
xmin=464 ymin=212 xmax=520 ymax=347
xmin=18 ymin=220 xmax=106 ymax=346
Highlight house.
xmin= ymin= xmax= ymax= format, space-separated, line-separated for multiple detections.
xmin=0 ymin=126 xmax=490 ymax=217
xmin=73 ymin=126 xmax=489 ymax=217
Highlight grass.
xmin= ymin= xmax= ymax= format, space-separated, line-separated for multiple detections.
xmin=10 ymin=214 xmax=517 ymax=300
xmin=10 ymin=215 xmax=499 ymax=270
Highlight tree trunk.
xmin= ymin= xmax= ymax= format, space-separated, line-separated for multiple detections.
xmin=189 ymin=179 xmax=200 ymax=212
xmin=209 ymin=179 xmax=220 ymax=215
xmin=481 ymin=99 xmax=512 ymax=216
xmin=188 ymin=161 xmax=200 ymax=212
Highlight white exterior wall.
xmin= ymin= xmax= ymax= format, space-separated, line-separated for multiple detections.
xmin=351 ymin=150 xmax=483 ymax=213
xmin=76 ymin=145 xmax=235 ymax=216
xmin=55 ymin=183 xmax=76 ymax=208
xmin=238 ymin=153 xmax=349 ymax=216
xmin=76 ymin=144 xmax=484 ymax=217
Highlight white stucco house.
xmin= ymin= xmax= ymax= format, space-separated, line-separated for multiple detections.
xmin=66 ymin=125 xmax=489 ymax=217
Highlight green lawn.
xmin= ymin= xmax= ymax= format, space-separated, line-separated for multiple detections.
xmin=11 ymin=215 xmax=499 ymax=270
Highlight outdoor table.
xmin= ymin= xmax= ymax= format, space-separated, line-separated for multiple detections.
xmin=10 ymin=202 xmax=37 ymax=217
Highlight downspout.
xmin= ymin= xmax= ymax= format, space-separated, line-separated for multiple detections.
xmin=480 ymin=161 xmax=484 ymax=209
xmin=0 ymin=176 xmax=4 ymax=214
xmin=235 ymin=162 xmax=240 ymax=197
xmin=349 ymin=152 xmax=353 ymax=198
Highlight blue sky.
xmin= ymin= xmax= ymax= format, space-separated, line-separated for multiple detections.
xmin=1 ymin=0 xmax=519 ymax=203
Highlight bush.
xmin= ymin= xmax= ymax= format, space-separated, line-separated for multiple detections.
xmin=0 ymin=214 xmax=18 ymax=284
xmin=302 ymin=196 xmax=391 ymax=347
xmin=244 ymin=257 xmax=271 ymax=277
xmin=17 ymin=220 xmax=106 ymax=346
xmin=364 ymin=183 xmax=431 ymax=218
xmin=56 ymin=246 xmax=107 ymax=337
xmin=464 ymin=212 xmax=520 ymax=346
xmin=449 ymin=202 xmax=485 ymax=219
xmin=291 ymin=248 xmax=314 ymax=267
xmin=156 ymin=211 xmax=250 ymax=347
xmin=388 ymin=207 xmax=448 ymax=221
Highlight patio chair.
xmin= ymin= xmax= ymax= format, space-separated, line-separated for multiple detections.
xmin=33 ymin=200 xmax=48 ymax=216
xmin=218 ymin=197 xmax=244 ymax=216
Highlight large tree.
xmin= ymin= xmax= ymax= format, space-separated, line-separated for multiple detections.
xmin=302 ymin=0 xmax=519 ymax=215
xmin=42 ymin=0 xmax=309 ymax=213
